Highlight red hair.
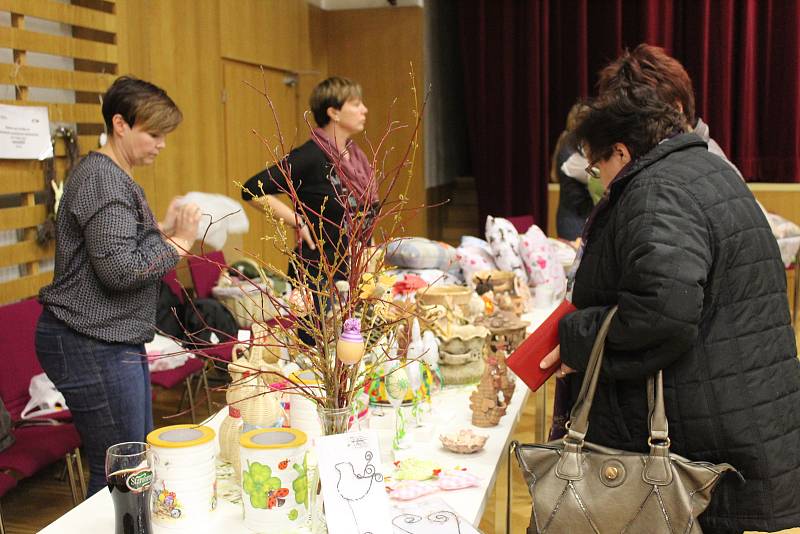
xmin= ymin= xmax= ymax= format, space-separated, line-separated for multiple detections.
xmin=597 ymin=44 xmax=696 ymax=127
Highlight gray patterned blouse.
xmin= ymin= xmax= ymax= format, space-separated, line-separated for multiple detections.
xmin=39 ymin=152 xmax=180 ymax=344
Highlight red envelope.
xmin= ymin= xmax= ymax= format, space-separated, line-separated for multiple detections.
xmin=506 ymin=299 xmax=577 ymax=392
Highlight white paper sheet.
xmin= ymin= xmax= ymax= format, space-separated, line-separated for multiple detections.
xmin=316 ymin=430 xmax=392 ymax=534
xmin=391 ymin=497 xmax=482 ymax=534
xmin=0 ymin=104 xmax=53 ymax=160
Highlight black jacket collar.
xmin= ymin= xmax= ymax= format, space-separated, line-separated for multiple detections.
xmin=608 ymin=133 xmax=708 ymax=200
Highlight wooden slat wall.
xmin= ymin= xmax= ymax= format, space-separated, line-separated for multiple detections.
xmin=0 ymin=0 xmax=116 ymax=33
xmin=0 ymin=0 xmax=116 ymax=304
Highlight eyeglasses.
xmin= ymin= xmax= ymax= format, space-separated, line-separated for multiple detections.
xmin=585 ymin=162 xmax=600 ymax=180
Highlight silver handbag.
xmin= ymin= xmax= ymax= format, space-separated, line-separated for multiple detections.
xmin=513 ymin=306 xmax=738 ymax=533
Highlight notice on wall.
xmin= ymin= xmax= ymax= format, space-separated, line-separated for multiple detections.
xmin=0 ymin=104 xmax=53 ymax=160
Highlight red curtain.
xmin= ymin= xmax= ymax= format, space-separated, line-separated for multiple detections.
xmin=458 ymin=0 xmax=800 ymax=225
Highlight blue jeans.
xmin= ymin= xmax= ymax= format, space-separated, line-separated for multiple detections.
xmin=35 ymin=309 xmax=153 ymax=496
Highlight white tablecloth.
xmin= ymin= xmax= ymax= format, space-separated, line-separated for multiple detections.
xmin=40 ymin=304 xmax=557 ymax=533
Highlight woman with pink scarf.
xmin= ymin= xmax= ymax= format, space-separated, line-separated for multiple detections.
xmin=242 ymin=76 xmax=376 ymax=283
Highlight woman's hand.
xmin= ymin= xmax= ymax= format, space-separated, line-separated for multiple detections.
xmin=158 ymin=196 xmax=183 ymax=236
xmin=540 ymin=345 xmax=576 ymax=378
xmin=296 ymin=221 xmax=316 ymax=250
xmin=170 ymin=202 xmax=202 ymax=255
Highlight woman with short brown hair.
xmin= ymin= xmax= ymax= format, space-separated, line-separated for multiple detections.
xmin=36 ymin=76 xmax=201 ymax=495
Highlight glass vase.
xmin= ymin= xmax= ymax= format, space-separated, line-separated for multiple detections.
xmin=316 ymin=405 xmax=354 ymax=436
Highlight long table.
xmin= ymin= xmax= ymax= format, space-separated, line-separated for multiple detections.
xmin=40 ymin=305 xmax=556 ymax=533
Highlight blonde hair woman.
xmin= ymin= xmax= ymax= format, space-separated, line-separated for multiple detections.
xmin=242 ymin=76 xmax=375 ymax=282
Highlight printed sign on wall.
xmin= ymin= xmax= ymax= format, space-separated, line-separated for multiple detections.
xmin=0 ymin=104 xmax=53 ymax=160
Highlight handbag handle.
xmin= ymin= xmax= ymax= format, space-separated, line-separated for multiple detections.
xmin=559 ymin=306 xmax=673 ymax=484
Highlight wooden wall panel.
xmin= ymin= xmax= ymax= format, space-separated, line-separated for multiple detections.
xmin=324 ymin=6 xmax=427 ymax=238
xmin=0 ymin=99 xmax=101 ymax=123
xmin=0 ymin=26 xmax=116 ymax=63
xmin=116 ymin=0 xmax=226 ymax=218
xmin=0 ymin=272 xmax=53 ymax=304
xmin=0 ymin=64 xmax=114 ymax=92
xmin=547 ymin=184 xmax=559 ymax=237
xmin=218 ymin=0 xmax=303 ymax=72
xmin=749 ymin=184 xmax=800 ymax=224
xmin=295 ymin=4 xmax=328 ymax=134
xmin=0 ymin=240 xmax=54 ymax=268
xmin=222 ymin=61 xmax=298 ymax=271
xmin=0 ymin=1 xmax=115 ymax=304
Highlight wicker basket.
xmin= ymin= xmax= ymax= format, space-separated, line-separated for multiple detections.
xmin=212 ymin=281 xmax=279 ymax=328
xmin=417 ymin=285 xmax=473 ymax=311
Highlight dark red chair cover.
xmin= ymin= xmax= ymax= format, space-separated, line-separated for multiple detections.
xmin=187 ymin=250 xmax=227 ymax=299
xmin=150 ymin=357 xmax=205 ymax=390
xmin=0 ymin=424 xmax=81 ymax=478
xmin=162 ymin=269 xmax=185 ymax=304
xmin=0 ymin=299 xmax=45 ymax=421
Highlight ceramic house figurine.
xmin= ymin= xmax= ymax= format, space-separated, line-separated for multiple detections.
xmin=469 ymin=358 xmax=508 ymax=427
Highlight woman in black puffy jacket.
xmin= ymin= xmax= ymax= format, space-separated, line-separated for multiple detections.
xmin=546 ymin=91 xmax=800 ymax=533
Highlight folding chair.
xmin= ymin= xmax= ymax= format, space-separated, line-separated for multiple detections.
xmin=150 ymin=357 xmax=212 ymax=424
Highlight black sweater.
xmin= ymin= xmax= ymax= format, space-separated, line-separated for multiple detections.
xmin=241 ymin=140 xmax=347 ymax=277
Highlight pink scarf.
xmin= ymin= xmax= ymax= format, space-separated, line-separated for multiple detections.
xmin=311 ymin=127 xmax=377 ymax=205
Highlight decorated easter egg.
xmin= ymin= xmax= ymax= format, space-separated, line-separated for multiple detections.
xmin=385 ymin=367 xmax=410 ymax=401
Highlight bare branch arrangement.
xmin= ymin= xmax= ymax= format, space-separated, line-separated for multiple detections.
xmin=183 ymin=66 xmax=432 ymax=418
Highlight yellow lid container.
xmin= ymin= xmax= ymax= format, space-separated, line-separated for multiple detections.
xmin=147 ymin=424 xmax=215 ymax=449
xmin=240 ymin=427 xmax=307 ymax=450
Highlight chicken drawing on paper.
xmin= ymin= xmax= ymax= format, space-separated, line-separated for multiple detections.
xmin=317 ymin=430 xmax=392 ymax=534
xmin=336 ymin=450 xmax=384 ymax=532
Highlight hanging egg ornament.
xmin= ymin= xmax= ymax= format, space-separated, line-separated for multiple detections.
xmin=336 ymin=318 xmax=365 ymax=365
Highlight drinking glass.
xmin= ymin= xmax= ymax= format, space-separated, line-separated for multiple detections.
xmin=105 ymin=442 xmax=154 ymax=534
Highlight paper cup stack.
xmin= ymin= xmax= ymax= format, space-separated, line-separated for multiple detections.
xmin=147 ymin=425 xmax=218 ymax=530
xmin=287 ymin=370 xmax=323 ymax=439
xmin=240 ymin=428 xmax=308 ymax=533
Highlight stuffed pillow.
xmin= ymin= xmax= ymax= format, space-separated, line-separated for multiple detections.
xmin=437 ymin=470 xmax=480 ymax=490
xmin=459 ymin=235 xmax=494 ymax=255
xmin=485 ymin=216 xmax=528 ymax=285
xmin=456 ymin=245 xmax=496 ymax=287
xmin=385 ymin=237 xmax=457 ymax=271
xmin=519 ymin=225 xmax=566 ymax=296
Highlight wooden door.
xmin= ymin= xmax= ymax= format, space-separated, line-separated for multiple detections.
xmin=222 ymin=60 xmax=300 ymax=273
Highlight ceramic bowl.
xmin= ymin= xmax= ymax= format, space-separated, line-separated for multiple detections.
xmin=437 ymin=324 xmax=490 ymax=356
xmin=439 ymin=429 xmax=489 ymax=454
xmin=439 ymin=350 xmax=479 ymax=366
xmin=472 ymin=270 xmax=516 ymax=293
xmin=417 ymin=285 xmax=473 ymax=310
